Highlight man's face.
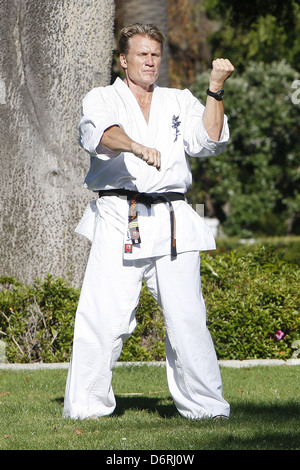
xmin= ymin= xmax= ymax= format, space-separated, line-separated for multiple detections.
xmin=120 ymin=34 xmax=162 ymax=89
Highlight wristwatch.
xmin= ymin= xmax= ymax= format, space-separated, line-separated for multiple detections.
xmin=206 ymin=88 xmax=224 ymax=101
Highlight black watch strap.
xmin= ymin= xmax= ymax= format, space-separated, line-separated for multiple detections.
xmin=206 ymin=88 xmax=224 ymax=101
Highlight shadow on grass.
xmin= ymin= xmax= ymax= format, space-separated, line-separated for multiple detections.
xmin=111 ymin=396 xmax=300 ymax=449
xmin=111 ymin=395 xmax=300 ymax=424
xmin=113 ymin=395 xmax=178 ymax=418
xmin=55 ymin=395 xmax=299 ymax=448
xmin=54 ymin=395 xmax=178 ymax=418
xmin=56 ymin=395 xmax=300 ymax=421
xmin=230 ymin=401 xmax=300 ymax=422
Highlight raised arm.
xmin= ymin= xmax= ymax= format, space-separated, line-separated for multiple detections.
xmin=202 ymin=59 xmax=234 ymax=141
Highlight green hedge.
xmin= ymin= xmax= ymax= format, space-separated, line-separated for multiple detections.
xmin=202 ymin=244 xmax=299 ymax=360
xmin=0 ymin=275 xmax=78 ymax=363
xmin=0 ymin=244 xmax=299 ymax=363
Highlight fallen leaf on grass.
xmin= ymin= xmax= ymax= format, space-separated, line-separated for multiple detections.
xmin=73 ymin=429 xmax=83 ymax=434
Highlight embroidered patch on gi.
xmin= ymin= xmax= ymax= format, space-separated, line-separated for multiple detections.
xmin=125 ymin=243 xmax=133 ymax=253
xmin=172 ymin=115 xmax=181 ymax=142
xmin=131 ymin=229 xmax=140 ymax=240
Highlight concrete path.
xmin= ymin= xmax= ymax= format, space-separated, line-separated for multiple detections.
xmin=0 ymin=359 xmax=299 ymax=370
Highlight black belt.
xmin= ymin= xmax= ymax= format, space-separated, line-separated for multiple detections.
xmin=98 ymin=189 xmax=185 ymax=257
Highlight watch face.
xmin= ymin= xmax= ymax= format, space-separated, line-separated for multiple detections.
xmin=217 ymin=89 xmax=224 ymax=98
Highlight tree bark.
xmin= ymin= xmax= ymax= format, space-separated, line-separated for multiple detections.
xmin=0 ymin=0 xmax=115 ymax=286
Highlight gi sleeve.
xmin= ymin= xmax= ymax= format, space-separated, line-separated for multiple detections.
xmin=78 ymin=87 xmax=121 ymax=157
xmin=183 ymin=89 xmax=230 ymax=158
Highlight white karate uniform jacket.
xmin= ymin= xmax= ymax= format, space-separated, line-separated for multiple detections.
xmin=76 ymin=77 xmax=230 ymax=259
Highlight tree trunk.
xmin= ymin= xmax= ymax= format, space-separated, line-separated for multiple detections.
xmin=118 ymin=0 xmax=169 ymax=87
xmin=0 ymin=0 xmax=115 ymax=286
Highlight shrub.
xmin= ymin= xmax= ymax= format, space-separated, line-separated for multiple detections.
xmin=0 ymin=275 xmax=79 ymax=363
xmin=201 ymin=244 xmax=300 ymax=360
xmin=0 ymin=244 xmax=299 ymax=362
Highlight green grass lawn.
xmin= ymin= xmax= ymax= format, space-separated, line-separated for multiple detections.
xmin=0 ymin=364 xmax=299 ymax=451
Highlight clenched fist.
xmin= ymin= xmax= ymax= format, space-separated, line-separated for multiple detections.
xmin=131 ymin=142 xmax=161 ymax=171
xmin=209 ymin=58 xmax=234 ymax=91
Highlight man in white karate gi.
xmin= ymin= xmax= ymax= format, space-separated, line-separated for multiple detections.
xmin=63 ymin=23 xmax=234 ymax=420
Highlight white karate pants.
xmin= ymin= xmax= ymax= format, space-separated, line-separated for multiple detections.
xmin=63 ymin=213 xmax=230 ymax=420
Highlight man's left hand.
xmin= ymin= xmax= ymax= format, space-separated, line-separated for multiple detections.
xmin=209 ymin=58 xmax=234 ymax=91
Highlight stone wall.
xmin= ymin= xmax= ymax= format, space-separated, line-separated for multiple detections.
xmin=0 ymin=0 xmax=115 ymax=286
